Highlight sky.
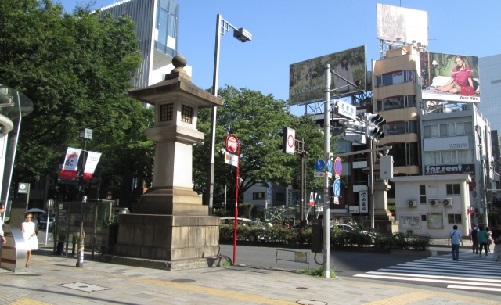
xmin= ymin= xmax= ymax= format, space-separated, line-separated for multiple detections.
xmin=59 ymin=0 xmax=501 ymax=116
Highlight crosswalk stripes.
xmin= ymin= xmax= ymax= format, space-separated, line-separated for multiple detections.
xmin=353 ymin=250 xmax=501 ymax=293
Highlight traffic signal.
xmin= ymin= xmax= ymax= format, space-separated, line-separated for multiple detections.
xmin=364 ymin=113 xmax=386 ymax=141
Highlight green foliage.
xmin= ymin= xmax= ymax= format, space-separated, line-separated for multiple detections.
xmin=0 ymin=0 xmax=152 ymax=195
xmin=373 ymin=232 xmax=431 ymax=251
xmin=298 ymin=267 xmax=335 ymax=278
xmin=193 ymin=86 xmax=325 ymax=204
xmin=331 ymin=229 xmax=373 ymax=247
xmin=219 ymin=224 xmax=431 ymax=251
xmin=238 ymin=203 xmax=254 ymax=219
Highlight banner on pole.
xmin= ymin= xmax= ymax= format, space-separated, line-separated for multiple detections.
xmin=83 ymin=151 xmax=102 ymax=181
xmin=60 ymin=147 xmax=82 ymax=179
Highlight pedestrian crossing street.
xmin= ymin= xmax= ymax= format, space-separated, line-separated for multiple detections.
xmin=353 ymin=250 xmax=501 ymax=293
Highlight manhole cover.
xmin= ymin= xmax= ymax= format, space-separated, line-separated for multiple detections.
xmin=171 ymin=279 xmax=196 ymax=283
xmin=62 ymin=282 xmax=108 ymax=292
xmin=297 ymin=300 xmax=327 ymax=305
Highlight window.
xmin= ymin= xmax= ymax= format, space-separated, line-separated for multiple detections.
xmin=419 ymin=185 xmax=426 ymax=204
xmin=448 ymin=213 xmax=462 ymax=224
xmin=375 ymin=70 xmax=416 ymax=88
xmin=376 ymin=95 xmax=417 ymax=111
xmin=424 ymin=150 xmax=474 ymax=165
xmin=457 ymin=150 xmax=473 ymax=163
xmin=253 ymin=192 xmax=265 ymax=200
xmin=384 ymin=121 xmax=417 ymax=135
xmin=424 ymin=122 xmax=473 ymax=138
xmin=181 ymin=105 xmax=193 ymax=124
xmin=156 ymin=0 xmax=178 ymax=56
xmin=424 ymin=125 xmax=439 ymax=138
xmin=391 ymin=142 xmax=419 ymax=167
xmin=446 ymin=184 xmax=461 ymax=195
xmin=159 ymin=103 xmax=173 ymax=121
xmin=421 ymin=214 xmax=427 ymax=222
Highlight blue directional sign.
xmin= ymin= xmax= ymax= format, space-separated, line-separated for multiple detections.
xmin=314 ymin=159 xmax=325 ymax=171
xmin=333 ymin=179 xmax=341 ymax=197
xmin=326 ymin=160 xmax=333 ymax=172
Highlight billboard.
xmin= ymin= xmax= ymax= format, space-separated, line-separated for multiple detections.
xmin=376 ymin=3 xmax=428 ymax=45
xmin=289 ymin=45 xmax=366 ymax=106
xmin=420 ymin=52 xmax=480 ymax=103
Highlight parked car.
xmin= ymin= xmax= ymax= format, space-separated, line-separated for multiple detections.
xmin=219 ymin=217 xmax=253 ymax=225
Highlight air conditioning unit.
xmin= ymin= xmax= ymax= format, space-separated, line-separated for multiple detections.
xmin=408 ymin=200 xmax=417 ymax=207
xmin=442 ymin=198 xmax=453 ymax=206
xmin=429 ymin=199 xmax=438 ymax=206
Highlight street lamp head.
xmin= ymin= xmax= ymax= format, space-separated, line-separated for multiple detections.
xmin=233 ymin=27 xmax=252 ymax=42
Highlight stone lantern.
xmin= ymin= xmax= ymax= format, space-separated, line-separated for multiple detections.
xmin=112 ymin=54 xmax=223 ymax=270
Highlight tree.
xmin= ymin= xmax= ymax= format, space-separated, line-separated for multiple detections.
xmin=0 ymin=0 xmax=152 ymax=201
xmin=193 ymin=86 xmax=326 ymax=205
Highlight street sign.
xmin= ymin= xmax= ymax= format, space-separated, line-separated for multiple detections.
xmin=283 ymin=127 xmax=295 ymax=155
xmin=336 ymin=100 xmax=357 ymax=120
xmin=224 ymin=152 xmax=238 ymax=167
xmin=326 ymin=160 xmax=333 ymax=172
xmin=225 ymin=134 xmax=238 ymax=153
xmin=18 ymin=182 xmax=30 ymax=194
xmin=333 ymin=179 xmax=341 ymax=197
xmin=334 ymin=157 xmax=342 ymax=175
xmin=314 ymin=159 xmax=325 ymax=171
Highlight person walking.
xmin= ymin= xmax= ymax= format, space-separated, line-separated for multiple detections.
xmin=486 ymin=227 xmax=493 ymax=253
xmin=449 ymin=225 xmax=462 ymax=261
xmin=477 ymin=225 xmax=489 ymax=257
xmin=21 ymin=212 xmax=38 ymax=267
xmin=492 ymin=225 xmax=501 ymax=262
xmin=469 ymin=224 xmax=479 ymax=254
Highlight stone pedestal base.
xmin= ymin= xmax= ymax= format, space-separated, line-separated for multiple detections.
xmin=363 ymin=209 xmax=399 ymax=234
xmin=113 ymin=214 xmax=219 ymax=267
xmin=132 ymin=187 xmax=208 ymax=215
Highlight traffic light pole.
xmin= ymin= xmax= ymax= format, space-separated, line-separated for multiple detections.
xmin=323 ymin=64 xmax=331 ymax=279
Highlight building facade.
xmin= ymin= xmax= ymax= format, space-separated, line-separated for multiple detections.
xmin=372 ymin=43 xmax=497 ymax=230
xmin=478 ymin=55 xmax=501 ymax=134
xmin=98 ymin=0 xmax=180 ymax=88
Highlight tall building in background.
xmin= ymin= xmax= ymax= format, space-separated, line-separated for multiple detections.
xmin=98 ymin=0 xmax=181 ymax=88
xmin=478 ymin=55 xmax=501 ymax=134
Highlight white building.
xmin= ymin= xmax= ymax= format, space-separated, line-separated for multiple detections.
xmin=392 ymin=174 xmax=471 ymax=238
xmin=420 ymin=102 xmax=493 ymax=226
xmin=478 ymin=55 xmax=501 ymax=134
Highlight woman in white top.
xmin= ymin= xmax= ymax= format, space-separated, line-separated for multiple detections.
xmin=21 ymin=212 xmax=38 ymax=267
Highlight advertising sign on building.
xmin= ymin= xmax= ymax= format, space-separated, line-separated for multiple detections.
xmin=289 ymin=45 xmax=366 ymax=106
xmin=376 ymin=3 xmax=428 ymax=45
xmin=424 ymin=164 xmax=475 ymax=175
xmin=359 ymin=191 xmax=368 ymax=214
xmin=420 ymin=52 xmax=480 ymax=103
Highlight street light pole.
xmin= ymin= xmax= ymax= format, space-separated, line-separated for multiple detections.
xmin=323 ymin=64 xmax=331 ymax=278
xmin=76 ymin=128 xmax=92 ymax=267
xmin=206 ymin=14 xmax=251 ymax=215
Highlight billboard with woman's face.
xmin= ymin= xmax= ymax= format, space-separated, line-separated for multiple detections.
xmin=289 ymin=45 xmax=366 ymax=106
xmin=420 ymin=52 xmax=480 ymax=103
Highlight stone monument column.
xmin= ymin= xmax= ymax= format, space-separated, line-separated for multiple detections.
xmin=112 ymin=55 xmax=223 ymax=270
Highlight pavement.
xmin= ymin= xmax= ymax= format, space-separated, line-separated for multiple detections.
xmin=0 ymin=238 xmax=500 ymax=305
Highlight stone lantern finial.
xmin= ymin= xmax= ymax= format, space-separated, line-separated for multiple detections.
xmin=165 ymin=53 xmax=191 ymax=81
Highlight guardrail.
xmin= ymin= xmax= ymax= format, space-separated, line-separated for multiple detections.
xmin=275 ymin=248 xmax=310 ymax=270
